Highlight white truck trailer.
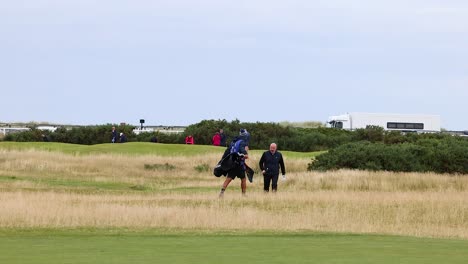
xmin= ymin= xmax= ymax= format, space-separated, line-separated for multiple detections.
xmin=327 ymin=113 xmax=441 ymax=132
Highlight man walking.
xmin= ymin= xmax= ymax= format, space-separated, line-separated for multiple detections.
xmin=259 ymin=143 xmax=286 ymax=192
xmin=219 ymin=135 xmax=249 ymax=198
xmin=111 ymin=126 xmax=117 ymax=143
xmin=219 ymin=129 xmax=226 ymax=147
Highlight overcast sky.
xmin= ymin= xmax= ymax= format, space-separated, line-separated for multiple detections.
xmin=1 ymin=0 xmax=467 ymax=130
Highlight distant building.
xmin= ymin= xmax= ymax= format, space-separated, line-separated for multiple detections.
xmin=327 ymin=112 xmax=441 ymax=132
xmin=0 ymin=127 xmax=31 ymax=135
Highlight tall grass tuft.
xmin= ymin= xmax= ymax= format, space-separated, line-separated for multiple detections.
xmin=194 ymin=163 xmax=210 ymax=173
xmin=144 ymin=163 xmax=176 ymax=171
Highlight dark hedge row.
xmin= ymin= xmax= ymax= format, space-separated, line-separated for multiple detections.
xmin=308 ymin=137 xmax=468 ymax=174
xmin=182 ymin=119 xmax=353 ymax=151
xmin=182 ymin=121 xmax=457 ymax=151
xmin=3 ymin=125 xmax=183 ymax=145
xmin=4 ymin=119 xmax=351 ymax=151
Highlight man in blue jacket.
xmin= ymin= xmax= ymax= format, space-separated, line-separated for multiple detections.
xmin=218 ymin=135 xmax=249 ymax=198
xmin=259 ymin=143 xmax=286 ymax=192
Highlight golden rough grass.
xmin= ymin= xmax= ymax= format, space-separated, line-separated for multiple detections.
xmin=0 ymin=149 xmax=467 ymax=239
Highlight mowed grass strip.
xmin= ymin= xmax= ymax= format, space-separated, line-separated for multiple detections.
xmin=0 ymin=231 xmax=467 ymax=264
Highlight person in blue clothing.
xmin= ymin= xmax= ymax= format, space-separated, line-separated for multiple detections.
xmin=218 ymin=135 xmax=249 ymax=198
xmin=259 ymin=143 xmax=286 ymax=192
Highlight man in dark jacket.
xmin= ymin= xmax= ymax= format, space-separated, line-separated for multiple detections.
xmin=259 ymin=143 xmax=286 ymax=192
xmin=219 ymin=129 xmax=226 ymax=147
xmin=111 ymin=126 xmax=117 ymax=143
xmin=119 ymin=132 xmax=127 ymax=143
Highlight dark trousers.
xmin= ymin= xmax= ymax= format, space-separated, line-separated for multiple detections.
xmin=263 ymin=173 xmax=279 ymax=192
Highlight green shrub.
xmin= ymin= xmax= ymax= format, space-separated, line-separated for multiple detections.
xmin=183 ymin=119 xmax=352 ymax=151
xmin=48 ymin=124 xmax=136 ymax=145
xmin=4 ymin=129 xmax=44 ymax=142
xmin=354 ymin=125 xmax=385 ymax=142
xmin=308 ymin=137 xmax=468 ymax=174
xmin=135 ymin=132 xmax=184 ymax=144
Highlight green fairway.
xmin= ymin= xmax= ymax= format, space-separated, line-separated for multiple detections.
xmin=0 ymin=142 xmax=323 ymax=158
xmin=0 ymin=142 xmax=220 ymax=156
xmin=0 ymin=231 xmax=467 ymax=264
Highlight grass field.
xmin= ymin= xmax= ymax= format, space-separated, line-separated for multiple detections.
xmin=0 ymin=142 xmax=467 ymax=263
xmin=0 ymin=141 xmax=324 ymax=158
xmin=1 ymin=230 xmax=468 ymax=264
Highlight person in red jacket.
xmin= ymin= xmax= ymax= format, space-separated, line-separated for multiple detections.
xmin=212 ymin=132 xmax=221 ymax=146
xmin=185 ymin=135 xmax=194 ymax=144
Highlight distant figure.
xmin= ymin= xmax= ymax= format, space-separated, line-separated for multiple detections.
xmin=111 ymin=126 xmax=117 ymax=143
xmin=185 ymin=135 xmax=194 ymax=144
xmin=219 ymin=129 xmax=226 ymax=147
xmin=259 ymin=143 xmax=286 ymax=193
xmin=119 ymin=132 xmax=127 ymax=143
xmin=212 ymin=132 xmax=221 ymax=146
xmin=42 ymin=134 xmax=49 ymax=142
xmin=150 ymin=135 xmax=158 ymax=143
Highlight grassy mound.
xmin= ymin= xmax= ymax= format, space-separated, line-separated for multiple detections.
xmin=0 ymin=142 xmax=323 ymax=158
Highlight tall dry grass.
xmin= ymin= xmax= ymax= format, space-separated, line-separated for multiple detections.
xmin=0 ymin=149 xmax=467 ymax=239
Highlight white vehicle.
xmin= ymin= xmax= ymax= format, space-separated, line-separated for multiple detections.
xmin=37 ymin=126 xmax=58 ymax=132
xmin=327 ymin=113 xmax=441 ymax=132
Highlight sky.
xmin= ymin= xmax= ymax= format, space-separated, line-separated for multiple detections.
xmin=1 ymin=0 xmax=467 ymax=130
